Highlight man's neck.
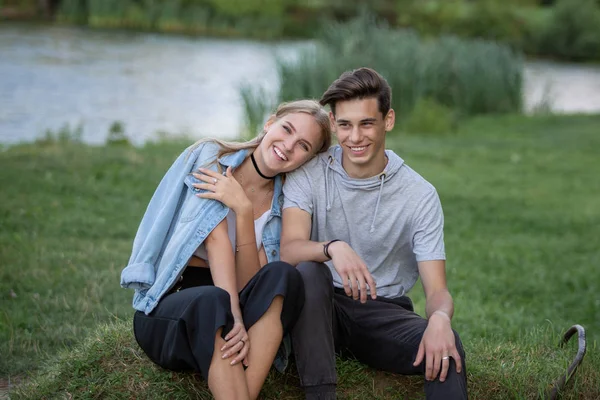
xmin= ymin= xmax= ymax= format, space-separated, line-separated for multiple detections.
xmin=342 ymin=154 xmax=388 ymax=179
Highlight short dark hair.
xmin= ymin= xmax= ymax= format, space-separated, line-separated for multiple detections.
xmin=320 ymin=67 xmax=392 ymax=117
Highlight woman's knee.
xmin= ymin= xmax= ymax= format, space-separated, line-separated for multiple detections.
xmin=183 ymin=286 xmax=231 ymax=317
xmin=259 ymin=261 xmax=303 ymax=288
xmin=261 ymin=260 xmax=296 ymax=276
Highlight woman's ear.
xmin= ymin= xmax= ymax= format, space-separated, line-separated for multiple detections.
xmin=263 ymin=115 xmax=276 ymax=132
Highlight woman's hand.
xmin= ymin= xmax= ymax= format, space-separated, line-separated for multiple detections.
xmin=193 ymin=166 xmax=252 ymax=214
xmin=221 ymin=318 xmax=250 ymax=366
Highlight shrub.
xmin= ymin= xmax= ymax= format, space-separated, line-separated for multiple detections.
xmin=535 ymin=0 xmax=600 ymax=60
xmin=38 ymin=122 xmax=84 ymax=145
xmin=106 ymin=121 xmax=131 ymax=146
xmin=404 ymin=98 xmax=457 ymax=135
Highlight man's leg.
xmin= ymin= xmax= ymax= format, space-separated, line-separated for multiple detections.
xmin=340 ymin=294 xmax=468 ymax=400
xmin=292 ymin=262 xmax=338 ymax=400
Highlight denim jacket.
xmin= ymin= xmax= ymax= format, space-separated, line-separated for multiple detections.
xmin=120 ymin=142 xmax=291 ymax=372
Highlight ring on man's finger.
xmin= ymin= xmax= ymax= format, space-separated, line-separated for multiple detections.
xmin=442 ymin=356 xmax=450 ymax=360
xmin=212 ymin=178 xmax=218 ymax=184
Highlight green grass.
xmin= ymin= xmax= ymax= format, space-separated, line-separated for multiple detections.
xmin=2 ymin=114 xmax=600 ymax=398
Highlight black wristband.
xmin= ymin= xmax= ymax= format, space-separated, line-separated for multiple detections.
xmin=323 ymin=239 xmax=341 ymax=260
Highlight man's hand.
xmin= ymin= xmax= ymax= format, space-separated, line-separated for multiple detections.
xmin=413 ymin=311 xmax=462 ymax=382
xmin=328 ymin=241 xmax=377 ymax=303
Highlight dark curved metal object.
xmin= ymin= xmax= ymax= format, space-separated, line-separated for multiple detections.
xmin=545 ymin=324 xmax=587 ymax=400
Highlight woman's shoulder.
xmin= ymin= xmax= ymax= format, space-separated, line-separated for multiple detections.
xmin=184 ymin=140 xmax=221 ymax=166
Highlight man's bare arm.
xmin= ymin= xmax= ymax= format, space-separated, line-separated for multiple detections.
xmin=280 ymin=207 xmax=377 ymax=302
xmin=414 ymin=259 xmax=461 ymax=381
xmin=280 ymin=207 xmax=330 ymax=265
xmin=419 ymin=260 xmax=454 ymax=319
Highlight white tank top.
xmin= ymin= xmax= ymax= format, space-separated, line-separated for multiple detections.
xmin=193 ymin=209 xmax=270 ymax=261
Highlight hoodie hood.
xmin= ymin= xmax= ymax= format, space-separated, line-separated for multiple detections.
xmin=323 ymin=145 xmax=405 ymax=232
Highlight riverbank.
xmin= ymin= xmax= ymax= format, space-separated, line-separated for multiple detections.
xmin=2 ymin=113 xmax=599 ymax=398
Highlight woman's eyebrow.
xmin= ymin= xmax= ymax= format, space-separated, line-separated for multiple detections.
xmin=285 ymin=121 xmax=297 ymax=132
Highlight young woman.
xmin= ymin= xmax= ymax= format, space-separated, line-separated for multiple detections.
xmin=120 ymin=100 xmax=332 ymax=400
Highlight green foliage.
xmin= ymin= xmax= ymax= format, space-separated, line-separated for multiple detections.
xmin=241 ymin=14 xmax=523 ymax=131
xmin=206 ymin=0 xmax=283 ymax=17
xmin=51 ymin=0 xmax=286 ymax=37
xmin=106 ymin=121 xmax=131 ymax=146
xmin=239 ymin=84 xmax=274 ymax=140
xmin=403 ymin=98 xmax=457 ymax=135
xmin=7 ymin=0 xmax=600 ymax=61
xmin=459 ymin=2 xmax=531 ymax=48
xmin=56 ymin=0 xmax=88 ymax=24
xmin=38 ymin=122 xmax=84 ymax=145
xmin=535 ymin=0 xmax=600 ymax=61
xmin=3 ymin=114 xmax=600 ymax=398
xmin=397 ymin=0 xmax=532 ymax=47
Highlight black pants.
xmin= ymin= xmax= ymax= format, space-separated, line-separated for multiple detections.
xmin=292 ymin=262 xmax=468 ymax=400
xmin=133 ymin=261 xmax=304 ymax=380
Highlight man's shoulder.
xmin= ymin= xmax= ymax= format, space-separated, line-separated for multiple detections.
xmin=395 ymin=161 xmax=438 ymax=198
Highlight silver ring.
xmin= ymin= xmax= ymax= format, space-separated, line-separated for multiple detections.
xmin=212 ymin=178 xmax=218 ymax=184
xmin=442 ymin=356 xmax=450 ymax=360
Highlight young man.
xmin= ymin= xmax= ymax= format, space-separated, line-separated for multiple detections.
xmin=281 ymin=68 xmax=468 ymax=400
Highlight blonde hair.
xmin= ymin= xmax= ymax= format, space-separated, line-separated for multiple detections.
xmin=190 ymin=99 xmax=332 ymax=166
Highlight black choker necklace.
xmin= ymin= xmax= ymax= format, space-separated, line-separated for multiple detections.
xmin=251 ymin=153 xmax=277 ymax=180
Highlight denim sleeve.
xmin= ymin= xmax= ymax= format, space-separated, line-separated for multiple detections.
xmin=412 ymin=189 xmax=446 ymax=262
xmin=120 ymin=144 xmax=205 ymax=290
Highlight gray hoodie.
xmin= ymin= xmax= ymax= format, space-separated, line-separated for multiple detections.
xmin=283 ymin=145 xmax=445 ymax=299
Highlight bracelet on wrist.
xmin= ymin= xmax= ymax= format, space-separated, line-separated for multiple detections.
xmin=235 ymin=242 xmax=254 ymax=252
xmin=323 ymin=239 xmax=341 ymax=259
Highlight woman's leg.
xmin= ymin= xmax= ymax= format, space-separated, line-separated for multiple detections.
xmin=208 ymin=328 xmax=251 ymax=400
xmin=134 ymin=286 xmax=251 ymax=398
xmin=238 ymin=261 xmax=305 ymax=400
xmin=244 ymin=295 xmax=284 ymax=400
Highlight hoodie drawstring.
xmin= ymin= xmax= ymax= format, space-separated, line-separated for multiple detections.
xmin=325 ymin=156 xmax=334 ymax=211
xmin=370 ymin=173 xmax=386 ymax=233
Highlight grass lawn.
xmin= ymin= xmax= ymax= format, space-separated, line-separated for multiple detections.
xmin=1 ymin=114 xmax=599 ymax=399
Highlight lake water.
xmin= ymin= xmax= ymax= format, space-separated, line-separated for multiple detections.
xmin=1 ymin=23 xmax=600 ymax=146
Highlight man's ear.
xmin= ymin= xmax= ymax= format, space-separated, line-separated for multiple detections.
xmin=328 ymin=111 xmax=336 ymax=131
xmin=384 ymin=109 xmax=396 ymax=133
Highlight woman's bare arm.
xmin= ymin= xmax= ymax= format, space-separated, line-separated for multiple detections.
xmin=205 ymin=218 xmax=242 ymax=320
xmin=233 ymin=205 xmax=264 ymax=291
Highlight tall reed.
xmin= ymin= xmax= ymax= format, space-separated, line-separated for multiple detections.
xmin=241 ymin=15 xmax=523 ymax=128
